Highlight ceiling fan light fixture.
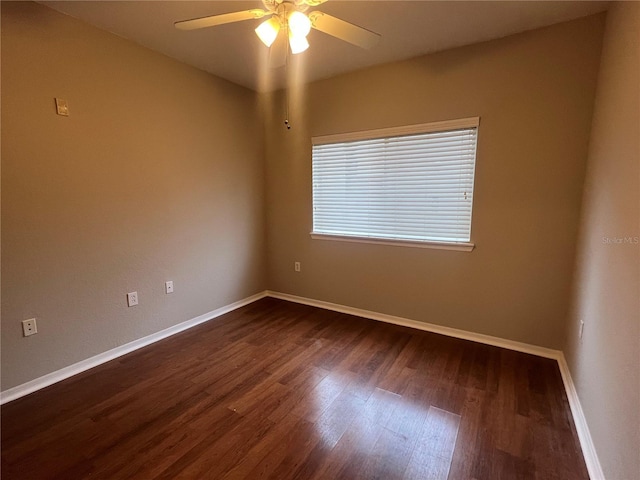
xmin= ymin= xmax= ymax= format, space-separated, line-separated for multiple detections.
xmin=255 ymin=17 xmax=280 ymax=47
xmin=289 ymin=31 xmax=309 ymax=54
xmin=288 ymin=11 xmax=311 ymax=38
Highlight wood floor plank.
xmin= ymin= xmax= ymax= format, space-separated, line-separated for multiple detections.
xmin=220 ymin=413 xmax=303 ymax=480
xmin=403 ymin=406 xmax=461 ymax=480
xmin=1 ymin=297 xmax=590 ymax=480
xmin=267 ymin=366 xmax=330 ymax=424
xmin=246 ymin=416 xmax=318 ymax=480
xmin=308 ymin=387 xmax=401 ymax=480
xmin=290 ymin=369 xmax=357 ymax=423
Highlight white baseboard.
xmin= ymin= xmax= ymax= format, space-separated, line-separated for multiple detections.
xmin=0 ymin=291 xmax=268 ymax=405
xmin=556 ymin=354 xmax=605 ymax=480
xmin=266 ymin=290 xmax=560 ymax=359
xmin=265 ymin=290 xmax=604 ymax=480
xmin=1 ymin=288 xmax=603 ymax=480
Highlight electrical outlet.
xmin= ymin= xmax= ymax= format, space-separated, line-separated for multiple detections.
xmin=127 ymin=291 xmax=139 ymax=307
xmin=22 ymin=318 xmax=38 ymax=337
xmin=54 ymin=98 xmax=69 ymax=116
xmin=294 ymin=261 xmax=301 ymax=272
xmin=165 ymin=281 xmax=174 ymax=294
xmin=579 ymin=320 xmax=585 ymax=339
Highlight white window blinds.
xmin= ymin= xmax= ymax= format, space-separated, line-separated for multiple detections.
xmin=312 ymin=118 xmax=479 ymax=245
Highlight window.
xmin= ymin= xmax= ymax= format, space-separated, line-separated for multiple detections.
xmin=312 ymin=117 xmax=479 ymax=251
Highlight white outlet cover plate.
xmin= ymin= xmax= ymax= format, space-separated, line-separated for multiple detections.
xmin=127 ymin=292 xmax=139 ymax=307
xmin=22 ymin=318 xmax=38 ymax=337
xmin=165 ymin=281 xmax=174 ymax=294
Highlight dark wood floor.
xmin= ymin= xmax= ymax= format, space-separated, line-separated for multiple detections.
xmin=2 ymin=297 xmax=588 ymax=480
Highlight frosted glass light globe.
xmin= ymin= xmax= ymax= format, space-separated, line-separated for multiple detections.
xmin=288 ymin=11 xmax=311 ymax=38
xmin=289 ymin=32 xmax=309 ymax=54
xmin=255 ymin=17 xmax=280 ymax=47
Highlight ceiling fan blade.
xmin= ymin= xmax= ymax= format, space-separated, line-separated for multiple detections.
xmin=309 ymin=11 xmax=380 ymax=49
xmin=301 ymin=0 xmax=328 ymax=6
xmin=269 ymin=33 xmax=287 ymax=68
xmin=175 ymin=9 xmax=267 ymax=31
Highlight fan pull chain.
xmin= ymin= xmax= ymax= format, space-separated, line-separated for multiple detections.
xmin=284 ymin=40 xmax=291 ymax=130
xmin=284 ymin=89 xmax=291 ymax=130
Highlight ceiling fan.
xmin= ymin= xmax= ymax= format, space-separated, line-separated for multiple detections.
xmin=175 ymin=0 xmax=381 ymax=67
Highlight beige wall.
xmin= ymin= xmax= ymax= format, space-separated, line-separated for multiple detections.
xmin=1 ymin=2 xmax=266 ymax=390
xmin=565 ymin=3 xmax=640 ymax=479
xmin=265 ymin=15 xmax=604 ymax=349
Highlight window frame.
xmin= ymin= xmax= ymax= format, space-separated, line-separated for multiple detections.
xmin=311 ymin=117 xmax=479 ymax=252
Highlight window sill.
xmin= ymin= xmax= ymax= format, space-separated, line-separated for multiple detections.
xmin=310 ymin=233 xmax=475 ymax=252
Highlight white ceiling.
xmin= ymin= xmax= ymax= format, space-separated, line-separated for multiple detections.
xmin=41 ymin=1 xmax=609 ymax=92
